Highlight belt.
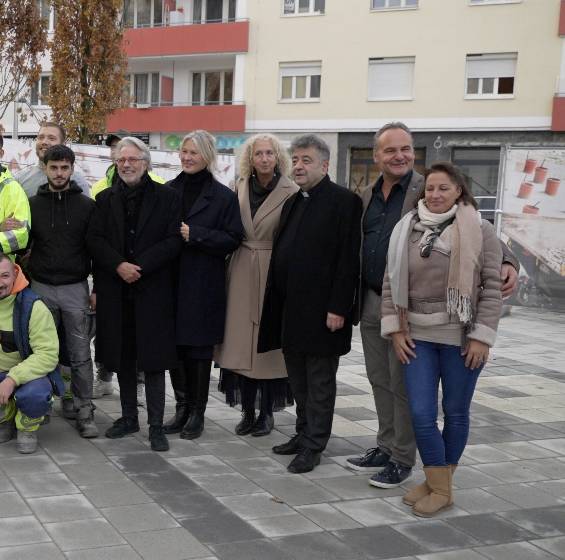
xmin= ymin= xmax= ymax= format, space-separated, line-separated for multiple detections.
xmin=241 ymin=240 xmax=272 ymax=324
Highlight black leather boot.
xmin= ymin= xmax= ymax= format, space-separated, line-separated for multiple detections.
xmin=251 ymin=412 xmax=274 ymax=437
xmin=235 ymin=410 xmax=256 ymax=435
xmin=163 ymin=367 xmax=190 ymax=434
xmin=180 ymin=359 xmax=211 ymax=440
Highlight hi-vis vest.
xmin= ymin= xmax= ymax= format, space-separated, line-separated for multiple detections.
xmin=0 ymin=168 xmax=31 ymax=257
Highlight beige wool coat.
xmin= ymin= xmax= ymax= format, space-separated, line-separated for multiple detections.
xmin=214 ymin=175 xmax=298 ymax=378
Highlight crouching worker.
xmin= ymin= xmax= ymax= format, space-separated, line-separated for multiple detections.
xmin=0 ymin=255 xmax=60 ymax=453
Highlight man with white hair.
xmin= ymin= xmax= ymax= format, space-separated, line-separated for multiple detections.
xmin=87 ymin=137 xmax=182 ymax=452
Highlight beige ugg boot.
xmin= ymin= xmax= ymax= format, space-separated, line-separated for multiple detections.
xmin=403 ymin=464 xmax=456 ymax=506
xmin=412 ymin=466 xmax=453 ymax=517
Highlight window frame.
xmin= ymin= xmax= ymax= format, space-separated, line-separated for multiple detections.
xmin=129 ymin=72 xmax=161 ymax=106
xmin=281 ymin=0 xmax=325 ymax=18
xmin=367 ymin=56 xmax=415 ymax=102
xmin=29 ymin=74 xmax=51 ymax=107
xmin=191 ymin=69 xmax=234 ymax=106
xmin=370 ymin=0 xmax=419 ymax=12
xmin=124 ymin=0 xmax=164 ymax=28
xmin=468 ymin=0 xmax=522 ymax=6
xmin=464 ymin=52 xmax=517 ymax=100
xmin=278 ymin=62 xmax=322 ymax=103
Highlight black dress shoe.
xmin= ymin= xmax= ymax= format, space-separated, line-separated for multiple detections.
xmin=287 ymin=448 xmax=321 ymax=474
xmin=149 ymin=426 xmax=170 ymax=452
xmin=163 ymin=405 xmax=191 ymax=435
xmin=180 ymin=411 xmax=204 ymax=440
xmin=235 ymin=410 xmax=256 ymax=435
xmin=272 ymin=434 xmax=301 ymax=455
xmin=105 ymin=416 xmax=140 ymax=439
xmin=251 ymin=413 xmax=274 ymax=437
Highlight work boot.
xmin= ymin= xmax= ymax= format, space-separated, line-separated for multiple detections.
xmin=92 ymin=377 xmax=114 ymax=399
xmin=17 ymin=430 xmax=38 ymax=454
xmin=412 ymin=466 xmax=453 ymax=517
xmin=235 ymin=410 xmax=256 ymax=435
xmin=403 ymin=464 xmax=457 ymax=506
xmin=76 ymin=406 xmax=99 ymax=439
xmin=149 ymin=425 xmax=169 ymax=452
xmin=61 ymin=398 xmax=76 ymax=419
xmin=0 ymin=420 xmax=16 ymax=443
xmin=105 ymin=416 xmax=140 ymax=439
xmin=251 ymin=412 xmax=274 ymax=437
xmin=163 ymin=367 xmax=190 ymax=434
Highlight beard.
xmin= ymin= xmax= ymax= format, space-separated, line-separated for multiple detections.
xmin=47 ymin=178 xmax=71 ymax=191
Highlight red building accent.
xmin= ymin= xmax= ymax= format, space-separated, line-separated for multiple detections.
xmin=107 ymin=104 xmax=246 ymax=133
xmin=560 ymin=0 xmax=565 ymax=36
xmin=124 ymin=21 xmax=249 ymax=57
xmin=551 ymin=96 xmax=565 ymax=131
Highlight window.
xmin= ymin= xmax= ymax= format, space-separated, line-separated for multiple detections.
xmin=279 ymin=62 xmax=321 ymax=102
xmin=30 ymin=75 xmax=51 ymax=106
xmin=368 ymin=57 xmax=415 ymax=101
xmin=283 ymin=0 xmax=325 ymax=16
xmin=131 ymin=72 xmax=160 ymax=106
xmin=465 ymin=53 xmax=517 ymax=98
xmin=36 ymin=0 xmax=56 ymax=31
xmin=193 ymin=0 xmax=237 ymax=23
xmin=124 ymin=0 xmax=163 ymax=27
xmin=371 ymin=0 xmax=418 ymax=10
xmin=192 ymin=70 xmax=233 ymax=105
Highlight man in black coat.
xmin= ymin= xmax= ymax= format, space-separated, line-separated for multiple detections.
xmin=86 ymin=137 xmax=182 ymax=452
xmin=258 ymin=134 xmax=362 ymax=473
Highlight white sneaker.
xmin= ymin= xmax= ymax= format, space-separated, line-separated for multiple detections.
xmin=137 ymin=383 xmax=145 ymax=408
xmin=17 ymin=430 xmax=38 ymax=454
xmin=92 ymin=378 xmax=114 ymax=399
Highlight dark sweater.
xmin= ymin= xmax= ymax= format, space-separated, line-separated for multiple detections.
xmin=29 ymin=181 xmax=95 ymax=285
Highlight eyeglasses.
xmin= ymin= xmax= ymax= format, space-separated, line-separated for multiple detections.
xmin=116 ymin=157 xmax=145 ymax=166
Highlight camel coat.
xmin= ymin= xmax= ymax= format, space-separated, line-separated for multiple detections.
xmin=214 ymin=175 xmax=298 ymax=378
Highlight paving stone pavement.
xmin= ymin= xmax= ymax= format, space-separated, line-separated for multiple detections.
xmin=1 ymin=306 xmax=565 ymax=559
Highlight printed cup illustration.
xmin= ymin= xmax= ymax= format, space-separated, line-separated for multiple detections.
xmin=545 ymin=177 xmax=561 ymax=196
xmin=522 ymin=203 xmax=540 ymax=215
xmin=523 ymin=158 xmax=537 ymax=174
xmin=533 ymin=165 xmax=548 ymax=184
xmin=517 ymin=181 xmax=533 ymax=199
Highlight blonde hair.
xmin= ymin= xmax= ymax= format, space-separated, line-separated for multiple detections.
xmin=181 ymin=130 xmax=217 ymax=172
xmin=239 ymin=133 xmax=290 ymax=179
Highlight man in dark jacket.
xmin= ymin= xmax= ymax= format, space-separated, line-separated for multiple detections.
xmin=28 ymin=145 xmax=97 ymax=438
xmin=86 ymin=137 xmax=182 ymax=452
xmin=258 ymin=134 xmax=362 ymax=473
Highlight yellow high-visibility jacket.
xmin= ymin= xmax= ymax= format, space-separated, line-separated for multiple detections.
xmin=91 ymin=164 xmax=166 ymax=200
xmin=0 ymin=166 xmax=31 ymax=257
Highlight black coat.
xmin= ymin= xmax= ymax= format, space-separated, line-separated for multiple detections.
xmin=167 ymin=171 xmax=243 ymax=347
xmin=29 ymin=182 xmax=95 ymax=285
xmin=258 ymin=176 xmax=363 ymax=357
xmin=86 ymin=175 xmax=183 ymax=372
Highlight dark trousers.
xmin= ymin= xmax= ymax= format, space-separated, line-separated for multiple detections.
xmin=118 ymin=300 xmax=165 ymax=426
xmin=283 ymin=351 xmax=339 ymax=452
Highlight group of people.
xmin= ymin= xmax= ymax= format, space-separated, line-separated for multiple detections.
xmin=0 ymin=120 xmax=519 ymax=517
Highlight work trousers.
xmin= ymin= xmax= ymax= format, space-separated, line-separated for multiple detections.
xmin=32 ymin=280 xmax=94 ymax=416
xmin=404 ymin=340 xmax=482 ymax=466
xmin=118 ymin=300 xmax=165 ymax=426
xmin=360 ymin=288 xmax=416 ymax=468
xmin=283 ymin=351 xmax=339 ymax=452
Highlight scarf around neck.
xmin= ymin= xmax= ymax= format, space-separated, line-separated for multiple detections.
xmin=387 ymin=200 xmax=483 ymax=327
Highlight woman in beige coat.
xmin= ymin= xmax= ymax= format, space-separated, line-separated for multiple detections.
xmin=216 ymin=134 xmax=298 ymax=436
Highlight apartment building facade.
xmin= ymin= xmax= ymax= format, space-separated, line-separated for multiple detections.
xmin=3 ymin=0 xmax=565 ymax=203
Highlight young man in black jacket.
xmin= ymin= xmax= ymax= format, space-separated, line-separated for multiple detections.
xmin=28 ymin=145 xmax=98 ymax=438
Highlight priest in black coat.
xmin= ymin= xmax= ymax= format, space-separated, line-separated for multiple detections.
xmin=258 ymin=134 xmax=362 ymax=473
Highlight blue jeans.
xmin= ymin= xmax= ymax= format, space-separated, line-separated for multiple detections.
xmin=403 ymin=340 xmax=482 ymax=467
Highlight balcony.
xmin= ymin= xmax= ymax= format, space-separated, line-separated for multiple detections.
xmin=106 ymin=104 xmax=246 ymax=133
xmin=124 ymin=20 xmax=249 ymax=58
xmin=552 ymin=95 xmax=565 ymax=131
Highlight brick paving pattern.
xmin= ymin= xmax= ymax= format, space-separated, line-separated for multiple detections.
xmin=1 ymin=306 xmax=565 ymax=559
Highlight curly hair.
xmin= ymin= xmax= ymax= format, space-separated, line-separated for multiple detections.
xmin=239 ymin=133 xmax=290 ymax=179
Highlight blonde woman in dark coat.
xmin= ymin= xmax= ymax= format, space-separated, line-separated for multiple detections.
xmin=216 ymin=134 xmax=298 ymax=436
